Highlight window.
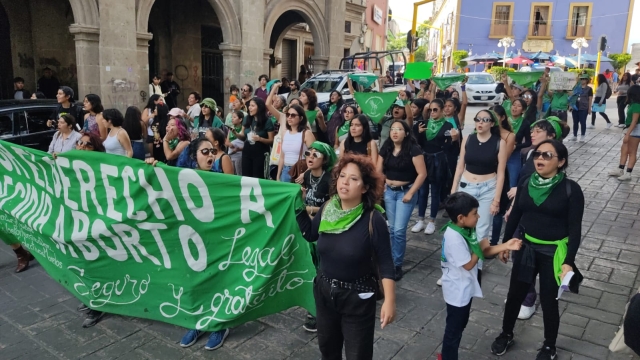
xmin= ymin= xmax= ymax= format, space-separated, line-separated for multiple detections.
xmin=25 ymin=110 xmax=52 ymax=133
xmin=345 ymin=21 xmax=351 ymax=34
xmin=0 ymin=113 xmax=13 ymax=138
xmin=490 ymin=2 xmax=514 ymax=38
xmin=567 ymin=3 xmax=593 ymax=39
xmin=528 ymin=3 xmax=553 ymax=38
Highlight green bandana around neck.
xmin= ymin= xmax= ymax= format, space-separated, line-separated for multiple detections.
xmin=337 ymin=120 xmax=350 ymax=138
xmin=305 ymin=110 xmax=317 ymax=125
xmin=318 ymin=195 xmax=364 ymax=234
xmin=425 ymin=117 xmax=446 ymax=141
xmin=327 ymin=104 xmax=337 ymax=121
xmin=441 ymin=221 xmax=484 ymax=261
xmin=510 ymin=116 xmax=524 ymax=134
xmin=528 ymin=172 xmax=565 ymax=206
xmin=168 ymin=138 xmax=179 ymax=150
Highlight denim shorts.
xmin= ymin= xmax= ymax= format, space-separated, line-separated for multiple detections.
xmin=630 ymin=126 xmax=640 ymax=138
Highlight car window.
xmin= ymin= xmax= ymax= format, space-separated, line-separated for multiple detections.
xmin=467 ymin=75 xmax=495 ymax=84
xmin=0 ymin=113 xmax=13 ymax=138
xmin=301 ymin=77 xmax=343 ymax=93
xmin=25 ymin=109 xmax=51 ymax=133
xmin=16 ymin=111 xmax=28 ymax=134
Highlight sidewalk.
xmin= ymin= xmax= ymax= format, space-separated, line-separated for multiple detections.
xmin=1 ymin=123 xmax=639 ymax=359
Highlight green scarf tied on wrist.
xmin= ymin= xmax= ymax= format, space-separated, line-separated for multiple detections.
xmin=440 ymin=221 xmax=484 ymax=261
xmin=528 ymin=172 xmax=565 ymax=206
xmin=510 ymin=116 xmax=524 ymax=134
xmin=425 ymin=117 xmax=446 ymax=141
xmin=318 ymin=195 xmax=384 ymax=234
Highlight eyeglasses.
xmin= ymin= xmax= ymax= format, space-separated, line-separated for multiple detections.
xmin=474 ymin=117 xmax=494 ymax=123
xmin=344 ymin=110 xmax=354 ymax=114
xmin=242 ymin=89 xmax=250 ymax=93
xmin=304 ymin=150 xmax=323 ymax=158
xmin=76 ymin=140 xmax=93 ymax=147
xmin=199 ymin=148 xmax=216 ymax=156
xmin=286 ymin=112 xmax=299 ymax=118
xmin=390 ymin=127 xmax=404 ymax=132
xmin=522 ymin=94 xmax=533 ymax=99
xmin=532 ymin=151 xmax=557 ymax=161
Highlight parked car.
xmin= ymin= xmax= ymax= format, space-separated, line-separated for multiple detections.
xmin=518 ymin=65 xmax=563 ymax=73
xmin=463 ymin=72 xmax=502 ymax=105
xmin=0 ymin=99 xmax=59 ymax=152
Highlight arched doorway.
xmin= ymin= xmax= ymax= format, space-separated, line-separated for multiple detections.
xmin=0 ymin=3 xmax=13 ymax=99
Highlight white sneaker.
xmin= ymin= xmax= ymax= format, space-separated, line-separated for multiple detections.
xmin=587 ymin=124 xmax=595 ymax=129
xmin=579 ymin=135 xmax=586 ymax=142
xmin=424 ymin=221 xmax=436 ymax=235
xmin=437 ymin=278 xmax=442 ymax=286
xmin=617 ymin=124 xmax=626 ymax=128
xmin=609 ymin=168 xmax=624 ymax=177
xmin=411 ymin=220 xmax=426 ymax=233
xmin=568 ymin=136 xmax=577 ymax=142
xmin=618 ymin=172 xmax=632 ymax=181
xmin=606 ymin=123 xmax=613 ymax=129
xmin=518 ymin=305 xmax=536 ymax=320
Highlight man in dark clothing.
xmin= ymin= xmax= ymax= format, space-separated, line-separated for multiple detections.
xmin=632 ymin=68 xmax=640 ymax=85
xmin=161 ymin=72 xmax=180 ymax=109
xmin=37 ymin=68 xmax=60 ymax=99
xmin=278 ymin=77 xmax=291 ymax=95
xmin=13 ymin=77 xmax=31 ymax=100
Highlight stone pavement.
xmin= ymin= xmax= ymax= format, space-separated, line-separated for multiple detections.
xmin=1 ymin=108 xmax=640 ymax=359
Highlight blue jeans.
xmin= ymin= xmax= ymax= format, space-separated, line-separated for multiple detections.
xmin=384 ymin=185 xmax=418 ymax=267
xmin=459 ymin=176 xmax=497 ymax=241
xmin=506 ymin=151 xmax=521 ymax=188
xmin=132 ymin=141 xmax=145 ymax=160
xmin=280 ymin=165 xmax=292 ymax=182
xmin=572 ymin=109 xmax=588 ymax=136
xmin=442 ymin=300 xmax=472 ymax=360
xmin=417 ymin=179 xmax=441 ymax=220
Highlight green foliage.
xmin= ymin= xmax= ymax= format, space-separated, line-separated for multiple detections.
xmin=609 ymin=53 xmax=632 ymax=72
xmin=386 ymin=31 xmax=407 ymax=52
xmin=569 ymin=68 xmax=595 ymax=80
xmin=453 ymin=50 xmax=469 ymax=69
xmin=387 ymin=20 xmax=431 ymax=62
xmin=414 ymin=47 xmax=427 ymax=62
xmin=489 ymin=66 xmax=515 ymax=79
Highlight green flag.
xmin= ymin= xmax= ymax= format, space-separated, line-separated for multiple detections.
xmin=354 ymin=92 xmax=398 ymax=123
xmin=431 ymin=75 xmax=466 ymax=90
xmin=0 ymin=141 xmax=316 ymax=331
xmin=403 ymin=62 xmax=433 ymax=79
xmin=348 ymin=74 xmax=378 ymax=89
xmin=508 ymin=72 xmax=543 ymax=89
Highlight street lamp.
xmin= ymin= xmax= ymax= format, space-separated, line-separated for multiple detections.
xmin=571 ymin=37 xmax=588 ymax=69
xmin=497 ymin=37 xmax=516 ymax=65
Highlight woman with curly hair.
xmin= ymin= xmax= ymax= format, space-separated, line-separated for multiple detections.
xmin=300 ymin=88 xmax=326 ymax=140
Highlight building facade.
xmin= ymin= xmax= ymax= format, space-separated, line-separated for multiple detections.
xmin=0 ymin=0 xmax=366 ymax=111
xmin=427 ymin=0 xmax=634 ymax=71
xmin=363 ymin=0 xmax=389 ymax=54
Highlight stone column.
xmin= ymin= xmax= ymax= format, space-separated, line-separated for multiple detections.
xmin=69 ymin=24 xmax=101 ymax=97
xmin=97 ymin=0 xmax=144 ymax=112
xmin=310 ymin=56 xmax=330 ymax=73
xmin=264 ymin=49 xmax=273 ymax=79
xmin=238 ymin=0 xmax=266 ymax=86
xmin=137 ymin=32 xmax=153 ymax=103
xmin=324 ymin=0 xmax=346 ymax=68
xmin=220 ymin=43 xmax=242 ymax=110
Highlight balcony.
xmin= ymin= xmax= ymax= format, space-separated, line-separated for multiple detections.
xmin=527 ymin=23 xmax=552 ymax=40
xmin=489 ymin=23 xmax=514 ymax=39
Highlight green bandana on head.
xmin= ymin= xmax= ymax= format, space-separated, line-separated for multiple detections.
xmin=531 ymin=116 xmax=563 ymax=140
xmin=440 ymin=221 xmax=484 ymax=261
xmin=309 ymin=141 xmax=337 ymax=171
xmin=528 ymin=172 xmax=565 ymax=206
xmin=425 ymin=117 xmax=446 ymax=141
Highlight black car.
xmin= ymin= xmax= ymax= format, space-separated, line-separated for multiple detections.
xmin=0 ymin=99 xmax=59 ymax=152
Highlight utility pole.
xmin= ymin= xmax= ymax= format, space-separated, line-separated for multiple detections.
xmin=410 ymin=0 xmax=435 ymax=63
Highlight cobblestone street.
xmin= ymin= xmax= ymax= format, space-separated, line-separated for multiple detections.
xmin=1 ymin=108 xmax=640 ymax=359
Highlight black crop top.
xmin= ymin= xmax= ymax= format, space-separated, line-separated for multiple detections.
xmin=379 ymin=144 xmax=423 ymax=182
xmin=464 ymin=133 xmax=500 ymax=175
xmin=345 ymin=139 xmax=369 ymax=156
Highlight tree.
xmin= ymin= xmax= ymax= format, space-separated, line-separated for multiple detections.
xmin=453 ymin=50 xmax=469 ymax=70
xmin=386 ymin=31 xmax=406 ymax=52
xmin=609 ymin=53 xmax=632 ymax=72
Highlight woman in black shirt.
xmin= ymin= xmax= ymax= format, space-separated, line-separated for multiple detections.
xmin=235 ymin=97 xmax=275 ymax=178
xmin=506 ymin=99 xmax=533 ymax=188
xmin=377 ymin=120 xmax=427 ymax=280
xmin=339 ymin=114 xmax=378 ymax=161
xmin=492 ymin=140 xmax=584 ymax=360
xmin=297 ymin=153 xmax=396 ymax=359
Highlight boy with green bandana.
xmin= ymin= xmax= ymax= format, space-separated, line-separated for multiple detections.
xmin=439 ymin=192 xmax=522 ymax=360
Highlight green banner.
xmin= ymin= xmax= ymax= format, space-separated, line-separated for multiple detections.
xmin=403 ymin=62 xmax=433 ymax=79
xmin=431 ymin=75 xmax=466 ymax=90
xmin=354 ymin=92 xmax=398 ymax=124
xmin=508 ymin=72 xmax=543 ymax=89
xmin=348 ymin=74 xmax=378 ymax=89
xmin=0 ymin=141 xmax=316 ymax=331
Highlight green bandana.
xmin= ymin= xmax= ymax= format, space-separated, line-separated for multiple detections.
xmin=348 ymin=74 xmax=378 ymax=88
xmin=309 ymin=141 xmax=337 ymax=171
xmin=524 ymin=233 xmax=568 ymax=286
xmin=531 ymin=116 xmax=563 ymax=140
xmin=425 ymin=117 xmax=446 ymax=141
xmin=431 ymin=75 xmax=466 ymax=90
xmin=510 ymin=116 xmax=524 ymax=134
xmin=441 ymin=221 xmax=484 ymax=261
xmin=327 ymin=104 xmax=337 ymax=121
xmin=318 ymin=195 xmax=364 ymax=234
xmin=445 ymin=116 xmax=458 ymax=129
xmin=337 ymin=120 xmax=350 ymax=139
xmin=168 ymin=138 xmax=179 ymax=150
xmin=306 ymin=110 xmax=317 ymax=125
xmin=528 ymin=172 xmax=565 ymax=206
xmin=228 ymin=125 xmax=242 ymax=141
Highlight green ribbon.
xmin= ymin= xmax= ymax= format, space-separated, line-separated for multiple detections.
xmin=524 ymin=233 xmax=568 ymax=286
xmin=425 ymin=117 xmax=446 ymax=141
xmin=306 ymin=110 xmax=317 ymax=125
xmin=440 ymin=221 xmax=484 ymax=261
xmin=528 ymin=172 xmax=565 ymax=206
xmin=510 ymin=116 xmax=524 ymax=134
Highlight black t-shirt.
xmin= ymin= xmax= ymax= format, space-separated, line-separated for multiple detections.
xmin=51 ymin=103 xmax=84 ymax=131
xmin=379 ymin=144 xmax=422 ymax=182
xmin=303 ymin=171 xmax=330 ymax=207
xmin=413 ymin=120 xmax=454 ymax=154
xmin=345 ymin=139 xmax=369 ymax=156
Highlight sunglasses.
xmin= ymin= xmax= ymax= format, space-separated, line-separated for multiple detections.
xmin=474 ymin=117 xmax=494 ymax=123
xmin=424 ymin=108 xmax=433 ymax=113
xmin=304 ymin=150 xmax=323 ymax=158
xmin=286 ymin=112 xmax=299 ymax=118
xmin=242 ymin=89 xmax=250 ymax=92
xmin=430 ymin=108 xmax=440 ymax=111
xmin=76 ymin=140 xmax=93 ymax=147
xmin=522 ymin=94 xmax=533 ymax=99
xmin=532 ymin=151 xmax=557 ymax=161
xmin=199 ymin=148 xmax=216 ymax=156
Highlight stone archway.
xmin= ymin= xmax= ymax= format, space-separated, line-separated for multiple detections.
xmin=68 ymin=0 xmax=100 ymax=28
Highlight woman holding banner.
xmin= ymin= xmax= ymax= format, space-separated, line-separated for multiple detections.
xmin=296 ymin=153 xmax=396 ymax=359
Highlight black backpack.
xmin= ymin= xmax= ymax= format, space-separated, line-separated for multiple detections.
xmin=605 ymin=83 xmax=612 ymax=100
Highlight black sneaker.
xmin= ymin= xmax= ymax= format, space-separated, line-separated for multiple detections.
xmin=395 ymin=266 xmax=403 ymax=281
xmin=77 ymin=303 xmax=90 ymax=312
xmin=536 ymin=346 xmax=557 ymax=360
xmin=491 ymin=332 xmax=514 ymax=356
xmin=303 ymin=316 xmax=317 ymax=332
xmin=82 ymin=310 xmax=105 ymax=328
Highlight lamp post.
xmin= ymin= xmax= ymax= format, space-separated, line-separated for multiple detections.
xmin=497 ymin=37 xmax=515 ymax=66
xmin=571 ymin=37 xmax=588 ymax=69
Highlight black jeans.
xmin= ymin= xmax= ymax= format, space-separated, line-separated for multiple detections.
xmin=241 ymin=142 xmax=268 ymax=179
xmin=314 ymin=277 xmax=377 ymax=360
xmin=617 ymin=96 xmax=627 ymax=125
xmin=591 ymin=97 xmax=611 ymax=125
xmin=442 ymin=300 xmax=473 ymax=360
xmin=502 ymin=247 xmax=560 ymax=347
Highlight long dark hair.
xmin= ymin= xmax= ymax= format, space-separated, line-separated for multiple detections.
xmin=521 ymin=90 xmax=538 ymax=126
xmin=380 ymin=120 xmax=418 ymax=170
xmin=210 ymin=128 xmax=227 ymax=152
xmin=330 ymin=153 xmax=384 ymax=212
xmin=329 ymin=90 xmax=344 ymax=107
xmin=301 ymin=88 xmax=318 ymax=110
xmin=285 ymin=104 xmax=308 ymax=132
xmin=344 ymin=115 xmax=373 ymax=152
xmin=248 ymin=97 xmax=268 ymax=130
xmin=489 ymin=104 xmax=512 ymax=132
xmin=145 ymin=94 xmax=162 ymax=110
xmin=597 ymin=74 xmax=608 ymax=88
xmin=620 ymin=72 xmax=631 ymax=86
xmin=155 ymin=104 xmax=170 ymax=138
xmin=475 ymin=109 xmax=501 ymax=137
xmin=122 ymin=106 xmax=143 ymax=141
xmin=85 ymin=94 xmax=104 ymax=113
xmin=627 ymin=85 xmax=640 ymax=105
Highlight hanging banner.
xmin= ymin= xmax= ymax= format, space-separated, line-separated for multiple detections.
xmin=403 ymin=62 xmax=434 ymax=79
xmin=0 ymin=141 xmax=316 ymax=331
xmin=354 ymin=92 xmax=399 ymax=123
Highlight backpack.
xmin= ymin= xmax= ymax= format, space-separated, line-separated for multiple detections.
xmin=605 ymin=83 xmax=613 ymax=100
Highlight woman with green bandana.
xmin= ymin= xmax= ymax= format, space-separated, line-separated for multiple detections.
xmin=296 ymin=153 xmax=396 ymax=359
xmin=506 ymin=99 xmax=532 ymax=188
xmin=411 ymin=99 xmax=457 ymax=236
xmin=333 ymin=104 xmax=358 ymax=149
xmin=299 ymin=88 xmax=326 ymax=141
xmin=492 ymin=140 xmax=584 ymax=360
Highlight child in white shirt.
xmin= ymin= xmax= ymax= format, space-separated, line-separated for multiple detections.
xmin=440 ymin=192 xmax=522 ymax=360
